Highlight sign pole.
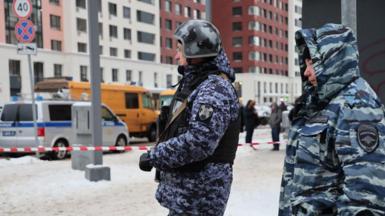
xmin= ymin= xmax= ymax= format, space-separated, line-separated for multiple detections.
xmin=27 ymin=54 xmax=39 ymax=154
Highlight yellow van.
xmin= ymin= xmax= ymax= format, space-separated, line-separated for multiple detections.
xmin=35 ymin=80 xmax=158 ymax=142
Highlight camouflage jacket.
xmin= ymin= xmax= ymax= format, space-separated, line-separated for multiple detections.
xmin=149 ymin=49 xmax=239 ymax=215
xmin=279 ymin=24 xmax=385 ymax=216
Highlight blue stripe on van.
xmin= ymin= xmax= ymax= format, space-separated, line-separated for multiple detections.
xmin=0 ymin=121 xmax=125 ymax=128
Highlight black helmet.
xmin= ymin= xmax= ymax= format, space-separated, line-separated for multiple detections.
xmin=174 ymin=19 xmax=222 ymax=58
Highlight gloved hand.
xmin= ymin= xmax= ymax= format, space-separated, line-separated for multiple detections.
xmin=139 ymin=151 xmax=153 ymax=172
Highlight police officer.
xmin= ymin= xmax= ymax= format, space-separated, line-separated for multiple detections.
xmin=279 ymin=23 xmax=385 ymax=215
xmin=139 ymin=20 xmax=240 ymax=215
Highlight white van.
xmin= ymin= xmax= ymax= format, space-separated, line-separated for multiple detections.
xmin=0 ymin=100 xmax=129 ymax=160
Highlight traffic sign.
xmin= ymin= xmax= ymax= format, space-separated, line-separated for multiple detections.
xmin=15 ymin=19 xmax=35 ymax=43
xmin=17 ymin=43 xmax=37 ymax=55
xmin=12 ymin=0 xmax=32 ymax=19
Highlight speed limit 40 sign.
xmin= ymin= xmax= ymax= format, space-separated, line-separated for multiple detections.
xmin=13 ymin=0 xmax=32 ymax=19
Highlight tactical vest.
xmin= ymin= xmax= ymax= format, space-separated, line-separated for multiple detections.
xmin=157 ymin=71 xmax=240 ymax=172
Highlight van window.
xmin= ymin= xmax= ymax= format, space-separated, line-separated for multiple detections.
xmin=49 ymin=105 xmax=72 ymax=121
xmin=125 ymin=93 xmax=139 ymax=109
xmin=1 ymin=104 xmax=18 ymax=121
xmin=1 ymin=104 xmax=37 ymax=121
xmin=142 ymin=94 xmax=153 ymax=109
xmin=101 ymin=107 xmax=115 ymax=121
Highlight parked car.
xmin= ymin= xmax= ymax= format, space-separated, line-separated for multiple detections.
xmin=0 ymin=100 xmax=129 ymax=160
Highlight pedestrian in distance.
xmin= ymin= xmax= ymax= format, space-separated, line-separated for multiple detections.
xmin=139 ymin=19 xmax=240 ymax=216
xmin=279 ymin=23 xmax=385 ymax=215
xmin=244 ymin=99 xmax=259 ymax=144
xmin=269 ymin=102 xmax=282 ymax=151
xmin=239 ymin=98 xmax=245 ymax=133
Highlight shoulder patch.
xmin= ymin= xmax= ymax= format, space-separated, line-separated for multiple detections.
xmin=357 ymin=124 xmax=379 ymax=153
xmin=198 ymin=104 xmax=213 ymax=122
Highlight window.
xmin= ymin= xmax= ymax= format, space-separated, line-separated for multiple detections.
xmin=165 ymin=56 xmax=173 ymax=64
xmin=175 ymin=4 xmax=181 ymax=15
xmin=112 ymin=68 xmax=118 ymax=82
xmin=166 ymin=74 xmax=172 ymax=88
xmin=185 ymin=6 xmax=192 ymax=17
xmin=234 ymin=67 xmax=242 ymax=73
xmin=249 ymin=21 xmax=260 ymax=31
xmin=76 ymin=0 xmax=86 ymax=8
xmin=233 ymin=52 xmax=243 ymax=61
xmin=51 ymin=40 xmax=62 ymax=51
xmin=165 ymin=0 xmax=172 ymax=12
xmin=165 ymin=38 xmax=173 ymax=49
xmin=18 ymin=104 xmax=37 ymax=121
xmin=248 ymin=36 xmax=259 ymax=46
xmin=126 ymin=70 xmax=132 ymax=82
xmin=99 ymin=23 xmax=103 ymax=38
xmin=232 ymin=22 xmax=242 ymax=31
xmin=125 ymin=93 xmax=139 ymax=109
xmin=101 ymin=107 xmax=115 ymax=121
xmin=34 ymin=62 xmax=44 ymax=84
xmin=76 ymin=18 xmax=87 ymax=32
xmin=138 ymin=52 xmax=155 ymax=61
xmin=77 ymin=42 xmax=87 ymax=53
xmin=232 ymin=7 xmax=242 ymax=16
xmin=137 ymin=31 xmax=155 ymax=44
xmin=248 ymin=6 xmax=259 ymax=15
xmin=49 ymin=0 xmax=60 ymax=5
xmin=138 ymin=0 xmax=154 ymax=4
xmin=165 ymin=19 xmax=172 ymax=30
xmin=232 ymin=37 xmax=242 ymax=47
xmin=109 ymin=3 xmax=117 ymax=16
xmin=80 ymin=65 xmax=88 ymax=81
xmin=138 ymin=71 xmax=143 ymax=86
xmin=109 ymin=25 xmax=118 ymax=38
xmin=195 ymin=10 xmax=201 ymax=19
xmin=100 ymin=67 xmax=104 ymax=82
xmin=142 ymin=94 xmax=153 ymax=109
xmin=123 ymin=6 xmax=131 ymax=19
xmin=54 ymin=64 xmax=62 ymax=77
xmin=50 ymin=15 xmax=61 ymax=30
xmin=49 ymin=105 xmax=71 ymax=121
xmin=154 ymin=72 xmax=158 ymax=88
xmin=123 ymin=28 xmax=131 ymax=40
xmin=137 ymin=10 xmax=155 ymax=25
xmin=249 ymin=51 xmax=260 ymax=60
xmin=110 ymin=47 xmax=117 ymax=57
xmin=124 ymin=49 xmax=131 ymax=59
xmin=9 ymin=60 xmax=21 ymax=97
xmin=99 ymin=45 xmax=103 ymax=55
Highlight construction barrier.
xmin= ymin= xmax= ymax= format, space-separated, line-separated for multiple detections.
xmin=0 ymin=141 xmax=288 ymax=153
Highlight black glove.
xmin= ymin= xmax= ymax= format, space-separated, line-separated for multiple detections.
xmin=139 ymin=152 xmax=153 ymax=172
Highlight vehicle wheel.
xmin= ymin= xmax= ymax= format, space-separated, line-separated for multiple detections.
xmin=147 ymin=125 xmax=157 ymax=142
xmin=115 ymin=135 xmax=127 ymax=153
xmin=51 ymin=140 xmax=68 ymax=160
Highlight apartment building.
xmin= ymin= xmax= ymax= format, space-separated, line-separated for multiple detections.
xmin=0 ymin=0 xmax=179 ymax=104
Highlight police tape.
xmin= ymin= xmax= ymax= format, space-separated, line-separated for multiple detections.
xmin=0 ymin=141 xmax=287 ymax=153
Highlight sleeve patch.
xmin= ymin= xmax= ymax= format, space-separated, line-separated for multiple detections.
xmin=197 ymin=104 xmax=214 ymax=122
xmin=357 ymin=124 xmax=379 ymax=153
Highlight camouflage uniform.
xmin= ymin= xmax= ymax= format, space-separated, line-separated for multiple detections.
xmin=279 ymin=23 xmax=385 ymax=215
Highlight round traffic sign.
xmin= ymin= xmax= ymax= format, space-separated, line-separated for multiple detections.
xmin=12 ymin=0 xmax=32 ymax=19
xmin=15 ymin=19 xmax=35 ymax=43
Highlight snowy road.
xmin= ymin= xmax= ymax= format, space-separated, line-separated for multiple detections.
xmin=0 ymin=128 xmax=285 ymax=216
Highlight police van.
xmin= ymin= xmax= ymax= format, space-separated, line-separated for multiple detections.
xmin=0 ymin=100 xmax=129 ymax=160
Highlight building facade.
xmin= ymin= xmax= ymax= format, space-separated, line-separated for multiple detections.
xmin=159 ymin=0 xmax=206 ymax=65
xmin=0 ymin=0 xmax=179 ymax=105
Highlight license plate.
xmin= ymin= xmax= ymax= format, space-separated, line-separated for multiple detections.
xmin=2 ymin=131 xmax=16 ymax=136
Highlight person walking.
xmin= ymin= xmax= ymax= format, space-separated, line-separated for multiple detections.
xmin=269 ymin=102 xmax=282 ymax=151
xmin=244 ymin=100 xmax=259 ymax=144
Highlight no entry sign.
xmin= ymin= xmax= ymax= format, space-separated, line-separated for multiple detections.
xmin=15 ymin=19 xmax=35 ymax=43
xmin=12 ymin=0 xmax=32 ymax=19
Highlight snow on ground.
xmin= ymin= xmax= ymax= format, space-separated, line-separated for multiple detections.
xmin=0 ymin=128 xmax=285 ymax=216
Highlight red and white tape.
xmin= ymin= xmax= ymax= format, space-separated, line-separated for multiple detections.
xmin=0 ymin=141 xmax=287 ymax=153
